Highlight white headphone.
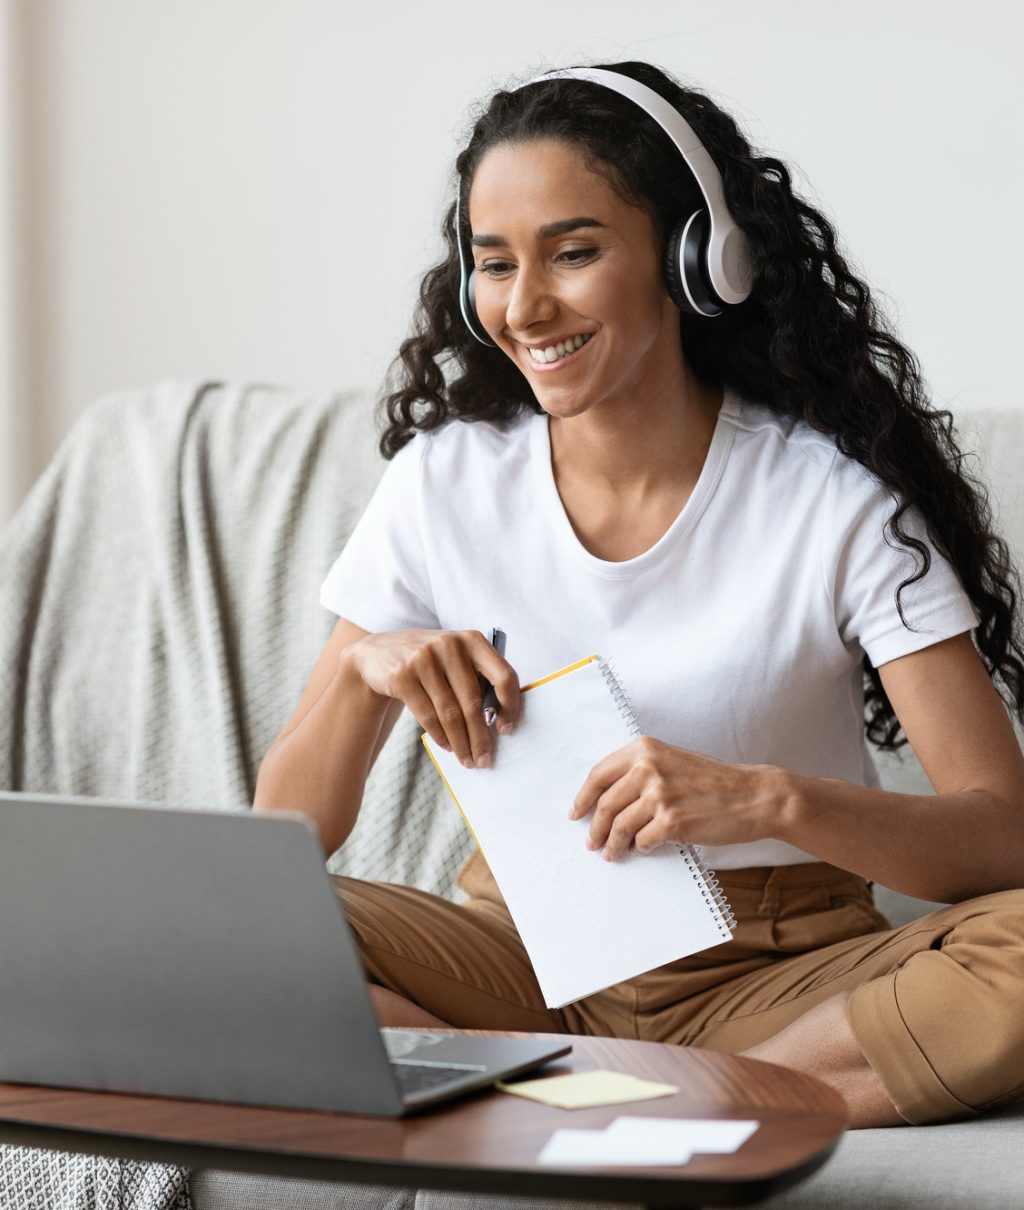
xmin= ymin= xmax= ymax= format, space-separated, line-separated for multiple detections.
xmin=457 ymin=66 xmax=755 ymax=347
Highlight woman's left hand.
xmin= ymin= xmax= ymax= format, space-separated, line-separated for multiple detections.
xmin=569 ymin=736 xmax=787 ymax=860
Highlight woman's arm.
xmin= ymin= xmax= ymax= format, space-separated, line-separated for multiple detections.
xmin=253 ymin=618 xmax=401 ymax=856
xmin=574 ymin=632 xmax=1024 ymax=904
xmin=778 ymin=631 xmax=1024 ymax=903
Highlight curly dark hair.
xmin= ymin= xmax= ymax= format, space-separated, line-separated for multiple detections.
xmin=377 ymin=59 xmax=1024 ymax=752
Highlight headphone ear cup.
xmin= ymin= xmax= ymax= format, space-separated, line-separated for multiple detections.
xmin=664 ymin=209 xmax=723 ymax=318
xmin=663 ymin=219 xmax=689 ymax=312
xmin=459 ymin=265 xmax=497 ymax=347
xmin=466 ymin=267 xmax=480 ymax=326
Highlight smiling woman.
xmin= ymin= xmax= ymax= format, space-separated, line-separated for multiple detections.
xmin=464 ymin=134 xmax=726 ymax=555
xmin=254 ymin=61 xmax=1024 ymax=1133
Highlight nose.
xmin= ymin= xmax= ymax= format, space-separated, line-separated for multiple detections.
xmin=504 ymin=261 xmax=557 ymax=334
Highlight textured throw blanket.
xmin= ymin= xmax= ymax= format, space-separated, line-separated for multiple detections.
xmin=0 ymin=380 xmax=467 ymax=1209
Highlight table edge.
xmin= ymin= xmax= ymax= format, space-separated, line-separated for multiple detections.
xmin=0 ymin=1115 xmax=844 ymax=1207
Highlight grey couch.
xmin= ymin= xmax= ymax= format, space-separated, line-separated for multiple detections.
xmin=1 ymin=380 xmax=1022 ymax=1210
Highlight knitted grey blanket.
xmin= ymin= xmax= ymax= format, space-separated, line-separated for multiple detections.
xmin=0 ymin=380 xmax=467 ymax=1209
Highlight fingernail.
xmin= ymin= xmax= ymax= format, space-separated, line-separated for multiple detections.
xmin=461 ymin=757 xmax=475 ymax=769
xmin=497 ymin=722 xmax=512 ymax=735
xmin=477 ymin=752 xmax=492 ymax=768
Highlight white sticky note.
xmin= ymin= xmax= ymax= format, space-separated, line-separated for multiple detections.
xmin=538 ymin=1128 xmax=694 ymax=1167
xmin=538 ymin=1130 xmax=617 ymax=1166
xmin=605 ymin=1116 xmax=759 ymax=1154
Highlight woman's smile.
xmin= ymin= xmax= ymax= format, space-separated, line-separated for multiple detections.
xmin=518 ymin=331 xmax=597 ymax=373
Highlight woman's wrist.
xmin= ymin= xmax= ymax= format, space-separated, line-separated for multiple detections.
xmin=757 ymin=764 xmax=805 ymax=844
xmin=336 ymin=637 xmax=389 ymax=706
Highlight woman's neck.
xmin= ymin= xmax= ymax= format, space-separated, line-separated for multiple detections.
xmin=546 ymin=362 xmax=724 ymax=501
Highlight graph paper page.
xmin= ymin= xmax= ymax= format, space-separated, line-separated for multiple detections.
xmin=423 ymin=657 xmax=731 ymax=1008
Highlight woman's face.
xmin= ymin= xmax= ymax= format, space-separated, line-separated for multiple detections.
xmin=467 ymin=138 xmax=681 ymax=420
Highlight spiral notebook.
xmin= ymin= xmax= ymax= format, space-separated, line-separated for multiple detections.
xmin=422 ymin=655 xmax=735 ymax=1008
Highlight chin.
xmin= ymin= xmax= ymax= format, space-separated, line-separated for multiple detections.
xmin=528 ymin=364 xmax=630 ymax=422
xmin=535 ymin=395 xmax=598 ymax=421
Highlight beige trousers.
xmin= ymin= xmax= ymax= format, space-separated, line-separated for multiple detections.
xmin=332 ymin=848 xmax=1024 ymax=1125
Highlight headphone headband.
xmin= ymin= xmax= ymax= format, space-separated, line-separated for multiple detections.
xmin=516 ymin=68 xmax=752 ymax=305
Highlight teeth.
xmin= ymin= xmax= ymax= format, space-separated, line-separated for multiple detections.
xmin=528 ymin=333 xmax=593 ymax=364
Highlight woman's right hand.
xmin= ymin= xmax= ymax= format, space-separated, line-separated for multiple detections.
xmin=342 ymin=629 xmax=521 ymax=769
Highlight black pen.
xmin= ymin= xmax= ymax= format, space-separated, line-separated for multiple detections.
xmin=482 ymin=628 xmax=506 ymax=727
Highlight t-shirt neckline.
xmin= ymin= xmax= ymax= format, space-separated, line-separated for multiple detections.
xmin=530 ymin=389 xmax=741 ymax=580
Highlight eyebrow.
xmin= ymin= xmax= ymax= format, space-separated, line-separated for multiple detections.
xmin=469 ymin=216 xmax=606 ymax=248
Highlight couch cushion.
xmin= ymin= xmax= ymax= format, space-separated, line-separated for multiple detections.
xmin=189 ymin=1171 xmax=413 ymax=1209
xmin=758 ymin=1097 xmax=1024 ymax=1209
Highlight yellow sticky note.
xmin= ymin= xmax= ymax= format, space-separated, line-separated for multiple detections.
xmin=496 ymin=1069 xmax=678 ymax=1110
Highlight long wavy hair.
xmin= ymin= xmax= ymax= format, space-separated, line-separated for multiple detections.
xmin=377 ymin=60 xmax=1024 ymax=752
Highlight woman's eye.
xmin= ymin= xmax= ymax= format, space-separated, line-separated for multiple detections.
xmin=558 ymin=247 xmax=596 ymax=264
xmin=476 ymin=248 xmax=596 ymax=277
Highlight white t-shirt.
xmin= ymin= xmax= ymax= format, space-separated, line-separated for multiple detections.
xmin=320 ymin=389 xmax=979 ymax=870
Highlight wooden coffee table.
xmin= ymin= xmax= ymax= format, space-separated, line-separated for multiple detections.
xmin=0 ymin=1032 xmax=846 ymax=1208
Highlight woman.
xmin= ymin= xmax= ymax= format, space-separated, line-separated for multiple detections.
xmin=254 ymin=61 xmax=1024 ymax=1129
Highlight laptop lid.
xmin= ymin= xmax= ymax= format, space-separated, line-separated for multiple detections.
xmin=0 ymin=792 xmax=413 ymax=1115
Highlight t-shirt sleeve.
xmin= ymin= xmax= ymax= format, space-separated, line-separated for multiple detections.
xmin=824 ymin=454 xmax=980 ymax=668
xmin=318 ymin=435 xmax=440 ymax=632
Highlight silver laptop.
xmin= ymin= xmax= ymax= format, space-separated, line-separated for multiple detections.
xmin=0 ymin=792 xmax=570 ymax=1116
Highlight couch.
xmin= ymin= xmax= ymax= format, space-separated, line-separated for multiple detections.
xmin=1 ymin=380 xmax=1022 ymax=1210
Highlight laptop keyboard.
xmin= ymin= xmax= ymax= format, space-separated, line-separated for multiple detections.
xmin=381 ymin=1029 xmax=489 ymax=1099
xmin=389 ymin=1060 xmax=479 ymax=1097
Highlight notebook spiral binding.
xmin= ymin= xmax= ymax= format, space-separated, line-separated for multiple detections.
xmin=597 ymin=658 xmax=642 ymax=740
xmin=683 ymin=849 xmax=737 ymax=935
xmin=598 ymin=657 xmax=736 ymax=939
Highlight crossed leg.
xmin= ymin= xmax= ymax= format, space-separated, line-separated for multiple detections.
xmin=370 ymin=981 xmax=906 ymax=1126
xmin=340 ymin=875 xmax=1024 ymax=1129
xmin=736 ymin=988 xmax=906 ymax=1127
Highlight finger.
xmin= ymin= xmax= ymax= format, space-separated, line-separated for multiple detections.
xmin=600 ymin=801 xmax=653 ymax=863
xmin=403 ymin=679 xmax=452 ymax=752
xmin=410 ymin=640 xmax=477 ymax=764
xmin=569 ymin=745 xmax=634 ymax=820
xmin=632 ymin=820 xmax=670 ymax=856
xmin=401 ymin=667 xmax=464 ymax=757
xmin=427 ymin=631 xmax=519 ymax=767
xmin=442 ymin=637 xmax=503 ymax=767
xmin=471 ymin=630 xmax=522 ymax=734
xmin=586 ymin=766 xmax=646 ymax=850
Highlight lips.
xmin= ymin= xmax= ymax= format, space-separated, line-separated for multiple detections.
xmin=525 ymin=332 xmax=594 ymax=362
xmin=520 ymin=331 xmax=597 ymax=373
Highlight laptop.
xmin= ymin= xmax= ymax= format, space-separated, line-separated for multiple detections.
xmin=0 ymin=791 xmax=571 ymax=1116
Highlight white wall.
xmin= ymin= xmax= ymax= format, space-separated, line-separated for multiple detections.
xmin=0 ymin=0 xmax=28 ymax=521
xmin=1 ymin=0 xmax=1022 ymax=526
